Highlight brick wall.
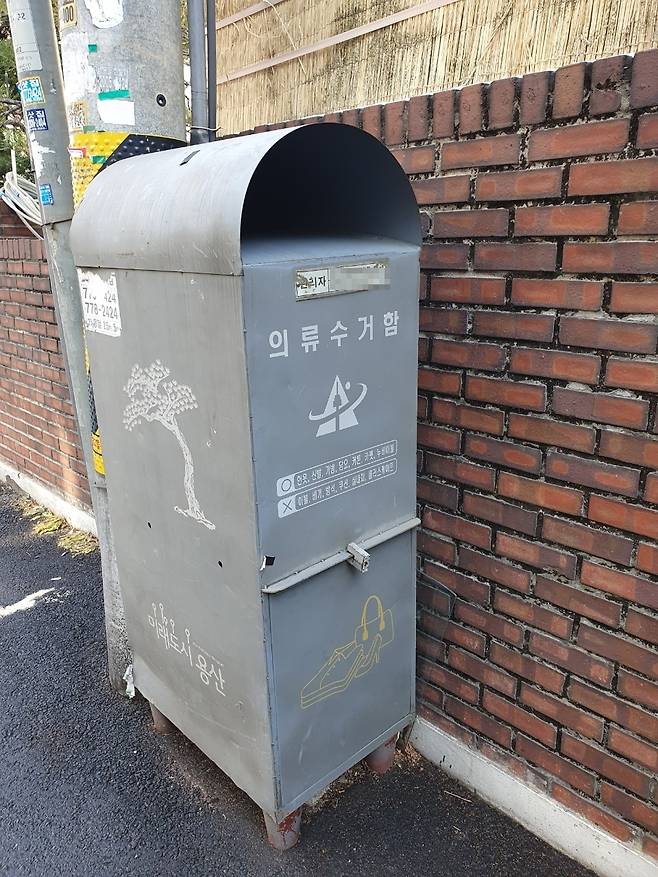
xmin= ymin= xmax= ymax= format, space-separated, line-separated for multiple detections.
xmin=262 ymin=49 xmax=658 ymax=859
xmin=0 ymin=236 xmax=89 ymax=507
xmin=0 ymin=199 xmax=35 ymax=238
xmin=1 ymin=46 xmax=657 ymax=861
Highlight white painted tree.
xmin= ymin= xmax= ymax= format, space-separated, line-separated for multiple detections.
xmin=123 ymin=360 xmax=215 ymax=530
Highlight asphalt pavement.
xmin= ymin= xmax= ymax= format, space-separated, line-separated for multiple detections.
xmin=0 ymin=483 xmax=595 ymax=877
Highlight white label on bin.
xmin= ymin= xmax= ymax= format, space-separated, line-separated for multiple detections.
xmin=295 ymin=261 xmax=389 ymax=299
xmin=78 ymin=270 xmax=122 ymax=336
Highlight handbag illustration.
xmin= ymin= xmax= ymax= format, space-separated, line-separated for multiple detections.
xmin=300 ymin=594 xmax=395 ymax=709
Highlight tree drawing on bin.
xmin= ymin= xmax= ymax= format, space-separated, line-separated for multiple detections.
xmin=123 ymin=361 xmax=216 ymax=531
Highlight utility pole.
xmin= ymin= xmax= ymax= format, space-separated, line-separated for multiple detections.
xmin=6 ymin=0 xmax=130 ymax=690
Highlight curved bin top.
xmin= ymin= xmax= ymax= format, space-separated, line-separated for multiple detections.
xmin=70 ymin=123 xmax=421 ymax=277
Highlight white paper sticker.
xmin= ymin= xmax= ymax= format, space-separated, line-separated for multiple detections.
xmin=8 ymin=0 xmax=42 ymax=73
xmin=97 ymin=97 xmax=135 ymax=126
xmin=295 ymin=261 xmax=389 ymax=300
xmin=79 ymin=270 xmax=122 ymax=336
xmin=84 ymin=0 xmax=124 ymax=28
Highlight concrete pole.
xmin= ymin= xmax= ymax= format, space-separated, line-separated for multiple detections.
xmin=6 ymin=0 xmax=130 ymax=690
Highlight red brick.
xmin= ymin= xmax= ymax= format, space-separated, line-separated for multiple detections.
xmin=511 ymin=349 xmax=600 ymax=384
xmin=618 ymin=670 xmax=658 ymax=714
xmin=425 ymin=561 xmax=491 ymax=605
xmin=471 ymin=312 xmax=554 ymax=343
xmin=631 ymin=48 xmax=658 ymax=108
xmin=514 ymin=203 xmax=609 ymax=237
xmin=418 ymin=367 xmax=462 ymax=396
xmin=601 ymin=783 xmax=658 ymax=834
xmin=511 ymin=278 xmax=603 ymax=310
xmin=637 ymin=113 xmax=658 ymax=148
xmin=465 ymin=376 xmax=546 ymax=411
xmin=458 ymin=83 xmax=484 ymax=134
xmin=459 ymin=548 xmax=531 ymax=594
xmin=577 ymin=621 xmax=658 ymax=679
xmin=637 ymin=542 xmax=658 ymax=576
xmin=626 ymin=608 xmax=658 ymax=647
xmin=508 ymin=413 xmax=596 ymax=453
xmin=568 ymin=157 xmax=658 ymax=195
xmin=432 ymin=90 xmax=455 ymax=138
xmin=560 ymin=317 xmax=657 ymax=354
xmin=433 ymin=209 xmax=509 ymax=238
xmin=407 ymin=95 xmax=429 ymax=141
xmin=520 ymin=71 xmax=550 ymax=125
xmin=455 ymin=601 xmax=524 ymax=646
xmin=484 ymin=689 xmax=556 ymax=747
xmin=474 ymin=242 xmax=557 ymax=272
xmin=590 ymin=56 xmax=626 ymax=116
xmin=498 ymin=472 xmax=584 ymax=515
xmin=416 ymin=631 xmax=447 ymax=664
xmin=418 ymin=656 xmax=479 ymax=704
xmin=426 ymin=453 xmax=495 ymax=490
xmin=420 ymin=307 xmax=468 ymax=334
xmin=412 ymin=176 xmax=471 ymax=205
xmin=495 ymin=590 xmax=571 ymax=637
xmin=431 ymin=398 xmax=505 ymax=435
xmin=537 ymin=575 xmax=622 ymax=628
xmin=565 ymin=240 xmax=658 ymax=274
xmin=552 ymin=63 xmax=586 ymax=119
xmin=418 ymin=582 xmax=454 ymax=617
xmin=420 ymin=243 xmax=468 ymax=270
xmin=432 ymin=339 xmax=505 ymax=371
xmin=360 ymin=104 xmax=381 ymax=137
xmin=609 ymin=725 xmax=658 ymax=774
xmin=517 ymin=734 xmax=596 ymax=794
xmin=600 ymin=429 xmax=658 ymax=468
xmin=519 ymin=683 xmax=604 ymax=738
xmin=383 ymin=100 xmax=405 ymax=145
xmin=618 ymin=201 xmax=658 ymax=235
xmin=444 ymin=695 xmax=512 ymax=748
xmin=643 ymin=836 xmax=658 ymax=861
xmin=543 ymin=514 xmax=633 ymax=565
xmin=582 ymin=561 xmax=658 ymax=613
xmin=418 ymin=529 xmax=457 ymax=565
xmin=417 ymin=478 xmax=460 ymax=511
xmin=417 ymin=422 xmax=461 ymax=454
xmin=605 ymin=358 xmax=658 ymax=393
xmin=430 ymin=276 xmax=505 ymax=304
xmin=496 ymin=532 xmax=577 ymax=578
xmin=529 ymin=119 xmax=629 ymax=161
xmin=448 ymin=647 xmax=516 ymax=697
xmin=394 ymin=145 xmax=435 ymax=174
xmin=552 ymin=387 xmax=648 ymax=430
xmin=476 ymin=167 xmax=563 ymax=201
xmin=562 ymin=734 xmax=651 ymax=798
xmin=546 ymin=451 xmax=640 ymax=498
xmin=442 ymin=135 xmax=519 ymax=170
xmin=418 ymin=702 xmax=477 ymax=746
xmin=423 ymin=506 xmax=492 ymax=549
xmin=416 ymin=678 xmax=443 ymax=710
xmin=465 ymin=434 xmax=540 ymax=474
xmin=589 ymin=495 xmax=658 ymax=541
xmin=551 ymin=784 xmax=634 ymax=842
xmin=488 ymin=78 xmax=516 ymax=130
xmin=464 ymin=491 xmax=538 ymax=536
xmin=530 ymin=632 xmax=614 ymax=687
xmin=644 ymin=472 xmax=658 ymax=503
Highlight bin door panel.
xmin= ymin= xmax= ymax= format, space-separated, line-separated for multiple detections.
xmin=268 ymin=532 xmax=415 ymax=808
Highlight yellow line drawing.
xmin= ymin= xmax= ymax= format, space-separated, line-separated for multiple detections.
xmin=300 ymin=595 xmax=394 ymax=709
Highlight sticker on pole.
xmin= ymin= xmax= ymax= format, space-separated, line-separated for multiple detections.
xmin=39 ymin=184 xmax=54 ymax=206
xmin=26 ymin=108 xmax=48 ymax=132
xmin=60 ymin=0 xmax=78 ymax=28
xmin=17 ymin=76 xmax=44 ymax=105
xmin=78 ymin=270 xmax=122 ymax=337
xmin=8 ymin=1 xmax=42 ymax=73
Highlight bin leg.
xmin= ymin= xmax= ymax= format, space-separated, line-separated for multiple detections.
xmin=262 ymin=807 xmax=302 ymax=850
xmin=149 ymin=702 xmax=176 ymax=735
xmin=365 ymin=734 xmax=398 ymax=775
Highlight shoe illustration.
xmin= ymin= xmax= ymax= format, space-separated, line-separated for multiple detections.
xmin=300 ymin=595 xmax=394 ymax=709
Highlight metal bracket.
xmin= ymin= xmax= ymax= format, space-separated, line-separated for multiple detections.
xmin=346 ymin=542 xmax=370 ymax=573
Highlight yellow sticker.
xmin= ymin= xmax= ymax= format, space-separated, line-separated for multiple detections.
xmin=61 ymin=0 xmax=78 ymax=28
xmin=69 ymin=130 xmax=126 ymax=206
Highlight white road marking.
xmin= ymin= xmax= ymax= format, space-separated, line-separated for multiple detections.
xmin=0 ymin=588 xmax=55 ymax=620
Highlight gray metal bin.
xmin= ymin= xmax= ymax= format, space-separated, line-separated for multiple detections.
xmin=70 ymin=123 xmax=421 ymax=846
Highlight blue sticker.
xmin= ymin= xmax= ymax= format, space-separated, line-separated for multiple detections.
xmin=18 ymin=76 xmax=44 ymax=105
xmin=26 ymin=107 xmax=48 ymax=132
xmin=39 ymin=184 xmax=54 ymax=206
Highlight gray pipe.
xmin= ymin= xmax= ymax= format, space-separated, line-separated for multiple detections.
xmin=189 ymin=0 xmax=209 ymax=143
xmin=207 ymin=0 xmax=217 ymax=141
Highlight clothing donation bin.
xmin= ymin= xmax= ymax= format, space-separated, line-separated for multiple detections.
xmin=70 ymin=123 xmax=421 ymax=848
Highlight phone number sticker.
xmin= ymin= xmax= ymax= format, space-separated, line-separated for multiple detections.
xmin=78 ymin=270 xmax=122 ymax=337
